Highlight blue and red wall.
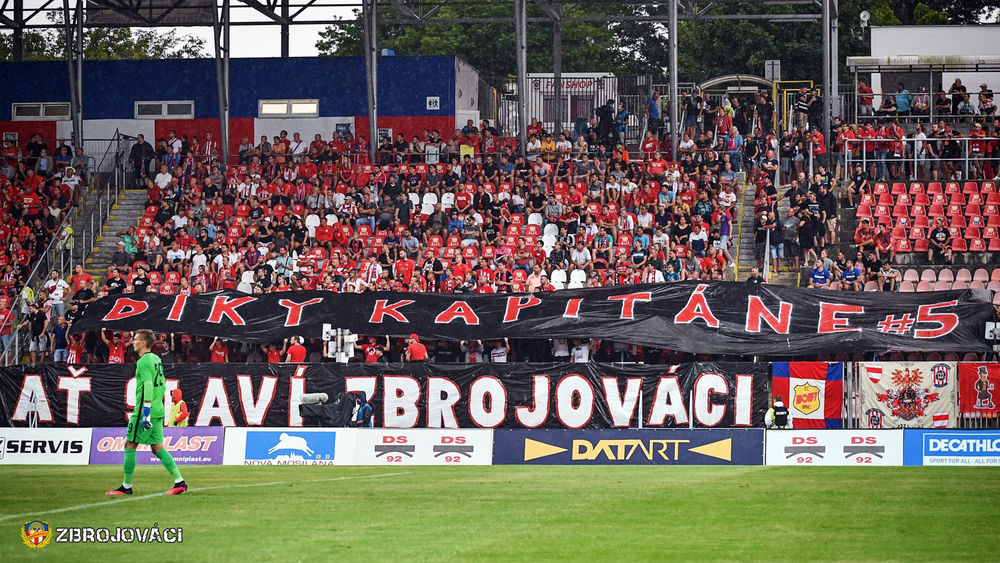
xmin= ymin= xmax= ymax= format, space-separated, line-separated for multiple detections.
xmin=0 ymin=55 xmax=470 ymax=151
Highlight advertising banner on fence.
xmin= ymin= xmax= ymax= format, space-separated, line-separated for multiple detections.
xmin=903 ymin=430 xmax=1000 ymax=466
xmin=958 ymin=363 xmax=1000 ymax=414
xmin=859 ymin=362 xmax=957 ymax=429
xmin=0 ymin=362 xmax=769 ymax=429
xmin=223 ymin=428 xmax=358 ymax=465
xmin=771 ymin=363 xmax=843 ymax=429
xmin=764 ymin=430 xmax=904 ymax=466
xmin=492 ymin=429 xmax=764 ymax=465
xmin=89 ymin=427 xmax=225 ymax=465
xmin=0 ymin=428 xmax=91 ymax=465
xmin=353 ymin=429 xmax=493 ymax=465
xmin=67 ymin=283 xmax=994 ymax=355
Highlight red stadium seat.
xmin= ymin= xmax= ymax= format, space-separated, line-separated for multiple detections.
xmin=926 ymin=182 xmax=942 ymax=194
xmin=898 ymin=281 xmax=915 ymax=292
xmin=951 ymin=238 xmax=968 ymax=252
xmin=856 ymin=204 xmax=872 ymax=218
xmin=933 ymin=281 xmax=951 ymax=291
xmin=965 ymin=227 xmax=982 ymax=240
xmin=877 ymin=194 xmax=894 ymax=207
xmin=909 ymin=182 xmax=925 ymax=194
xmin=913 ymin=193 xmax=930 ymax=206
xmin=891 ymin=182 xmax=907 ymax=195
xmin=914 ymin=238 xmax=929 ymax=252
xmin=945 ymin=182 xmax=961 ymax=194
xmin=931 ymin=193 xmax=948 ymax=206
xmin=928 ymin=204 xmax=944 ymax=217
xmin=983 ymin=181 xmax=997 ymax=193
xmin=973 ymin=269 xmax=990 ymax=283
xmin=895 ymin=193 xmax=913 ymax=206
xmin=984 ymin=226 xmax=1000 ymax=240
xmin=902 ymin=269 xmax=920 ymax=283
xmin=916 ymin=280 xmax=932 ymax=292
xmin=949 ymin=193 xmax=966 ymax=206
xmin=968 ymin=193 xmax=985 ymax=206
xmin=860 ymin=193 xmax=876 ymax=206
xmin=920 ymin=269 xmax=937 ymax=282
xmin=938 ymin=269 xmax=954 ymax=283
xmin=873 ymin=182 xmax=889 ymax=195
xmin=969 ymin=238 xmax=987 ymax=252
xmin=949 ymin=215 xmax=967 ymax=228
xmin=894 ymin=238 xmax=912 ymax=252
xmin=963 ymin=181 xmax=980 ymax=194
xmin=874 ymin=204 xmax=891 ymax=218
xmin=909 ymin=226 xmax=925 ymax=240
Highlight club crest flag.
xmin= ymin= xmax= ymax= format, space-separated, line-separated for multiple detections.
xmin=860 ymin=362 xmax=957 ymax=428
xmin=958 ymin=363 xmax=1000 ymax=414
xmin=771 ymin=362 xmax=843 ymax=428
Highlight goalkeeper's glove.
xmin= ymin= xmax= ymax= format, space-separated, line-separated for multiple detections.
xmin=141 ymin=403 xmax=152 ymax=429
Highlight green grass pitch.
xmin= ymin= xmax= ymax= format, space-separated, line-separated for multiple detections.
xmin=1 ymin=465 xmax=998 ymax=561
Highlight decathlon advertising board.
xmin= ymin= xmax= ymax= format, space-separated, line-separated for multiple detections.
xmin=222 ymin=428 xmax=358 ymax=465
xmin=0 ymin=428 xmax=92 ymax=465
xmin=764 ymin=430 xmax=903 ymax=466
xmin=903 ymin=430 xmax=1000 ymax=466
xmin=492 ymin=429 xmax=764 ymax=465
xmin=354 ymin=429 xmax=493 ymax=465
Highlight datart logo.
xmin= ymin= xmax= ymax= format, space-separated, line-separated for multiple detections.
xmin=21 ymin=520 xmax=52 ymax=549
xmin=522 ymin=437 xmax=732 ymax=463
xmin=792 ymin=382 xmax=821 ymax=415
xmin=244 ymin=432 xmax=336 ymax=465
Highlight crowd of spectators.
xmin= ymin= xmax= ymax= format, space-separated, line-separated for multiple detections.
xmin=7 ymin=79 xmax=1000 ymax=364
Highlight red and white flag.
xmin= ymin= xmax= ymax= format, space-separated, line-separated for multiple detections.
xmin=866 ymin=365 xmax=883 ymax=384
xmin=933 ymin=413 xmax=949 ymax=428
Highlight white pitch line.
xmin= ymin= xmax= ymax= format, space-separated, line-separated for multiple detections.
xmin=0 ymin=471 xmax=411 ymax=523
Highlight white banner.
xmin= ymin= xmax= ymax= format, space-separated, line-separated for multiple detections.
xmin=223 ymin=428 xmax=357 ymax=466
xmin=859 ymin=362 xmax=957 ymax=429
xmin=0 ymin=428 xmax=92 ymax=465
xmin=354 ymin=429 xmax=494 ymax=466
xmin=765 ymin=430 xmax=903 ymax=466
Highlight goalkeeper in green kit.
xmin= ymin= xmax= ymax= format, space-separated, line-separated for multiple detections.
xmin=106 ymin=329 xmax=188 ymax=496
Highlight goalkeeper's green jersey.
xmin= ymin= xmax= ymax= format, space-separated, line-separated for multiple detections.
xmin=135 ymin=351 xmax=165 ymax=418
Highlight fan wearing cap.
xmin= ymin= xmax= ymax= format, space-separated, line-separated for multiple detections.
xmin=404 ymin=333 xmax=428 ymax=362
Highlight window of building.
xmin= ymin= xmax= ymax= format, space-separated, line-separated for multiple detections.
xmin=134 ymin=100 xmax=194 ymax=119
xmin=12 ymin=102 xmax=72 ymax=120
xmin=259 ymin=99 xmax=319 ymax=118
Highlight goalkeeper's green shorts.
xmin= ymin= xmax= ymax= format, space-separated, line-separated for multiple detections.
xmin=127 ymin=415 xmax=164 ymax=445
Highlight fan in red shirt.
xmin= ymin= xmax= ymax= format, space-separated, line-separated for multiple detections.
xmin=404 ymin=333 xmax=428 ymax=361
xmin=285 ymin=336 xmax=307 ymax=362
xmin=210 ymin=337 xmax=229 ymax=363
xmin=102 ymin=331 xmax=131 ymax=363
xmin=358 ymin=335 xmax=388 ymax=363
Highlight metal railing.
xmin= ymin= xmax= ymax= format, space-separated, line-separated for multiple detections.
xmin=840 ymin=136 xmax=997 ymax=183
xmin=0 ymin=133 xmax=129 ymax=366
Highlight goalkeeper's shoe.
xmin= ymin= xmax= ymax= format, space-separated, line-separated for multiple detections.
xmin=166 ymin=481 xmax=188 ymax=495
xmin=106 ymin=485 xmax=133 ymax=495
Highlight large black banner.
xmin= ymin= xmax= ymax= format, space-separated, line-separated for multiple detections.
xmin=0 ymin=362 xmax=770 ymax=429
xmin=68 ymin=282 xmax=994 ymax=355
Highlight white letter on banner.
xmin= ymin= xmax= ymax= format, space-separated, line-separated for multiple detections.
xmin=236 ymin=375 xmax=277 ymax=426
xmin=468 ymin=376 xmax=507 ymax=428
xmin=195 ymin=378 xmax=236 ymax=426
xmin=734 ymin=374 xmax=753 ymax=426
xmin=515 ymin=375 xmax=550 ymax=427
xmin=646 ymin=376 xmax=688 ymax=426
xmin=427 ymin=377 xmax=461 ymax=428
xmin=12 ymin=375 xmax=53 ymax=422
xmin=694 ymin=372 xmax=727 ymax=427
xmin=288 ymin=376 xmax=305 ymax=426
xmin=383 ymin=375 xmax=420 ymax=428
xmin=58 ymin=376 xmax=92 ymax=425
xmin=601 ymin=377 xmax=642 ymax=427
xmin=555 ymin=375 xmax=594 ymax=429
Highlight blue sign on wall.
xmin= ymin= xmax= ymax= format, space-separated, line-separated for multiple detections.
xmin=903 ymin=430 xmax=1000 ymax=466
xmin=493 ymin=429 xmax=764 ymax=465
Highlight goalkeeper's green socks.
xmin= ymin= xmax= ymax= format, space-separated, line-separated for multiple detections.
xmin=122 ymin=448 xmax=136 ymax=488
xmin=155 ymin=448 xmax=184 ymax=483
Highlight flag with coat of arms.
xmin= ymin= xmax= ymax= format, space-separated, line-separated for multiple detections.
xmin=860 ymin=361 xmax=957 ymax=429
xmin=771 ymin=362 xmax=843 ymax=428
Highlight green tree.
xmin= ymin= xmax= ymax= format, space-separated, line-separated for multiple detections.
xmin=0 ymin=25 xmax=205 ymax=62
